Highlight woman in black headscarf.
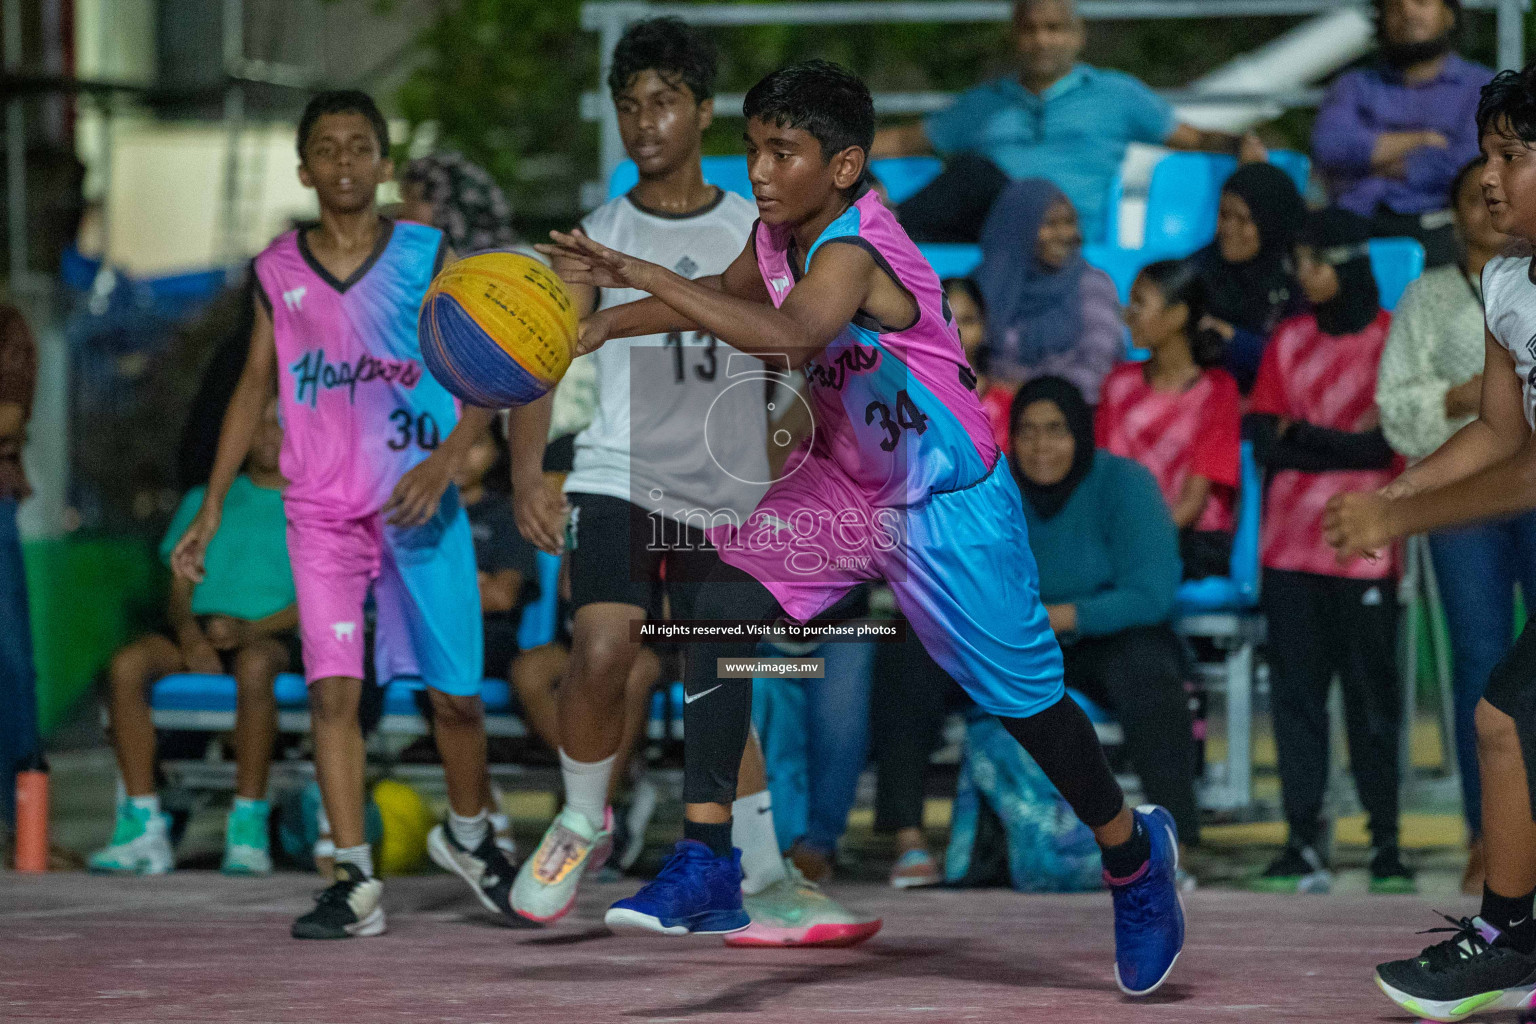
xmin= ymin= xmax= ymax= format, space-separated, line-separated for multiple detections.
xmin=1299 ymin=205 xmax=1383 ymax=337
xmin=1196 ymin=163 xmax=1308 ymax=392
xmin=1008 ymin=377 xmax=1200 ymax=849
xmin=400 ymin=151 xmax=521 ymax=254
xmin=1239 ymin=206 xmax=1408 ymax=892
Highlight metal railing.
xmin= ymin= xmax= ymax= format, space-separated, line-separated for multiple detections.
xmin=580 ymin=0 xmax=1529 ymax=202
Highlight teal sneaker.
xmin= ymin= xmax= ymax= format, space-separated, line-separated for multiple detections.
xmin=222 ymin=799 xmax=273 ymax=876
xmin=89 ymin=802 xmax=174 ymax=875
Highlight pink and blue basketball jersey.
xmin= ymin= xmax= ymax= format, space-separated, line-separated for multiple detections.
xmin=256 ymin=219 xmax=483 ymax=697
xmin=718 ymin=188 xmax=1063 ymax=719
xmin=753 ymin=189 xmax=999 ymax=506
xmin=254 ymin=219 xmax=458 ymax=520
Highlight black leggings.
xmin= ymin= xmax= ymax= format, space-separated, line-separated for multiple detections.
xmin=1263 ymin=569 xmax=1402 ymax=848
xmin=872 ymin=633 xmax=965 ymax=832
xmin=681 ymin=561 xmax=782 ymax=805
xmin=682 ymin=564 xmax=1129 ymax=839
xmin=1060 ymin=625 xmax=1201 ymax=844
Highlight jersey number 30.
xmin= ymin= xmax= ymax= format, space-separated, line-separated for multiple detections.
xmin=865 ymin=390 xmax=929 ymax=452
xmin=387 ymin=409 xmax=441 ymax=452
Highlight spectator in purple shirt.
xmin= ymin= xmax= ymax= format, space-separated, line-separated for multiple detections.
xmin=1311 ymin=0 xmax=1494 ymax=267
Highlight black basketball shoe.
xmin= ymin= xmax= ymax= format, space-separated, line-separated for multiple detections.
xmin=1374 ymin=914 xmax=1536 ymax=1022
xmin=291 ymin=862 xmax=386 ymax=939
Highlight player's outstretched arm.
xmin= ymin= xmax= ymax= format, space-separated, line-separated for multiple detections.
xmin=544 ymin=228 xmax=869 ymax=368
xmin=1325 ymin=334 xmax=1532 ymax=558
xmin=506 ymin=393 xmax=567 ymax=555
xmin=581 ymin=238 xmax=772 ymax=352
xmin=171 ymin=294 xmax=277 ymax=583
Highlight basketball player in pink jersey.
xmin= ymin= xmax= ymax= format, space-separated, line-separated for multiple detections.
xmin=506 ymin=17 xmax=877 ymax=948
xmin=172 ymin=90 xmax=516 ymax=939
xmin=542 ymin=61 xmax=1184 ymax=994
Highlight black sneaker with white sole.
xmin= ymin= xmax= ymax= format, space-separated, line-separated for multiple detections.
xmin=1250 ymin=844 xmax=1332 ymax=893
xmin=427 ymin=822 xmax=520 ymax=922
xmin=291 ymin=862 xmax=386 ymax=939
xmin=1374 ymin=914 xmax=1536 ymax=1022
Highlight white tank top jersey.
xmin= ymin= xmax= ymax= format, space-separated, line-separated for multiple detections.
xmin=1482 ymin=245 xmax=1536 ymax=430
xmin=564 ymin=189 xmax=773 ymax=525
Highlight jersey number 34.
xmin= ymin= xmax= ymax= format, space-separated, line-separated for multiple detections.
xmin=866 ymin=390 xmax=929 ymax=452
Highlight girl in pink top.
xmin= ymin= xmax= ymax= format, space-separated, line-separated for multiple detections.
xmin=1097 ymin=259 xmax=1241 ymax=579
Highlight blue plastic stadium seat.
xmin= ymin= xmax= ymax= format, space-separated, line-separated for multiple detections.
xmin=1081 ymin=243 xmax=1195 ymax=304
xmin=1143 ymin=150 xmax=1311 ymax=254
xmin=920 ymin=243 xmax=982 ymax=280
xmin=869 ymin=156 xmax=944 ymax=204
xmin=1176 ymin=441 xmax=1262 ymax=613
xmin=1368 ymin=237 xmax=1426 ymax=312
xmin=151 ymin=670 xmax=517 ymax=725
xmin=379 ymin=677 xmax=513 ymax=713
xmin=275 ymin=672 xmax=308 ymax=707
xmin=516 ymin=549 xmax=563 ymax=651
xmin=381 ymin=678 xmax=424 ymax=716
xmin=149 ymin=673 xmax=239 ymax=712
xmin=150 ymin=671 xmax=310 ymax=713
xmin=608 ymin=155 xmax=754 ymax=202
xmin=481 ymin=678 xmax=515 ymax=714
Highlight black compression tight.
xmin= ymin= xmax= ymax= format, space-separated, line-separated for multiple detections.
xmin=1000 ymin=694 xmax=1127 ymax=831
xmin=681 ymin=561 xmax=783 ymax=806
xmin=678 ymin=560 xmax=1127 ymax=835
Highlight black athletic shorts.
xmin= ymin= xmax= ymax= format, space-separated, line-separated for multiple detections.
xmin=565 ymin=492 xmax=726 ymax=619
xmin=1483 ymin=612 xmax=1536 ymax=819
xmin=482 ymin=615 xmax=522 ymax=677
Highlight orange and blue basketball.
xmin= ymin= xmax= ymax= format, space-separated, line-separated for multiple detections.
xmin=418 ymin=250 xmax=578 ymax=408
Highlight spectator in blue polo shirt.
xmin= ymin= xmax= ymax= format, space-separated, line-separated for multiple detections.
xmin=1311 ymin=0 xmax=1492 ymax=267
xmin=872 ymin=0 xmax=1265 ymax=244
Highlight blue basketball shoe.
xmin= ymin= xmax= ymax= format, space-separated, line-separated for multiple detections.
xmin=1107 ymin=805 xmax=1186 ymax=996
xmin=605 ymin=840 xmax=751 ymax=936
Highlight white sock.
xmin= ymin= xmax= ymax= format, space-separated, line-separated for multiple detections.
xmin=485 ymin=779 xmax=506 ymax=818
xmin=128 ymin=794 xmax=161 ymax=817
xmin=559 ymin=750 xmax=614 ymax=834
xmin=449 ymin=808 xmax=489 ymax=850
xmin=334 ymin=843 xmax=374 ymax=878
xmin=733 ymin=790 xmax=787 ymax=896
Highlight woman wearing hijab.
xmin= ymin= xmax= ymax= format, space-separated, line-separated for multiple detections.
xmin=1242 ymin=207 xmax=1410 ymax=896
xmin=1195 ymin=162 xmax=1308 ymax=392
xmin=1010 ymin=376 xmax=1200 ymax=852
xmin=975 ymin=179 xmax=1123 ymax=405
xmin=1377 ymin=158 xmax=1530 ymax=894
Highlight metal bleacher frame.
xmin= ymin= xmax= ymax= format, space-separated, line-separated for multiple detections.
xmin=579 ymin=0 xmax=1529 ymax=208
